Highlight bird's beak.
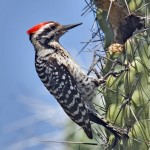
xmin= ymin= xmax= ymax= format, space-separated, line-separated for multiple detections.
xmin=62 ymin=23 xmax=82 ymax=31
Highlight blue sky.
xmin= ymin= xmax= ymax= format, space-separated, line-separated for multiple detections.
xmin=0 ymin=0 xmax=94 ymax=149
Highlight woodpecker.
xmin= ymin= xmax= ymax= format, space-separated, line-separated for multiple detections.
xmin=27 ymin=21 xmax=125 ymax=139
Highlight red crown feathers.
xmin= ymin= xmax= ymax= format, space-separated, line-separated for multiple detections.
xmin=27 ymin=21 xmax=50 ymax=35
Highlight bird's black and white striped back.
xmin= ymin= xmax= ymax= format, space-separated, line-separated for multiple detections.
xmin=35 ymin=53 xmax=93 ymax=139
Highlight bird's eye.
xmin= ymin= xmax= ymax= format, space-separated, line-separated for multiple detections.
xmin=51 ymin=25 xmax=56 ymax=30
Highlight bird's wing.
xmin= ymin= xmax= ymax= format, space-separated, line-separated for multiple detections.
xmin=45 ymin=57 xmax=93 ymax=139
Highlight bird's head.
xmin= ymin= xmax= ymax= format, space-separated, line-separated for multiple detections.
xmin=27 ymin=21 xmax=82 ymax=49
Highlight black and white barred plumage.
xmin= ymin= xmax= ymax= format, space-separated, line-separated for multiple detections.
xmin=27 ymin=21 xmax=123 ymax=139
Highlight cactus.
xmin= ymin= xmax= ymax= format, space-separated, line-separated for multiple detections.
xmin=65 ymin=0 xmax=150 ymax=149
xmin=95 ymin=0 xmax=150 ymax=149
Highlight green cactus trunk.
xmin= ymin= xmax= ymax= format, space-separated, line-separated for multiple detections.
xmin=65 ymin=1 xmax=150 ymax=150
xmin=95 ymin=0 xmax=150 ymax=149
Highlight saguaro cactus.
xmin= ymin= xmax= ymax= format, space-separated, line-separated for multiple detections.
xmin=95 ymin=0 xmax=150 ymax=149
xmin=66 ymin=0 xmax=150 ymax=149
